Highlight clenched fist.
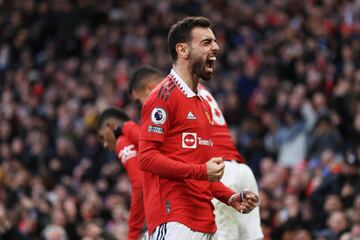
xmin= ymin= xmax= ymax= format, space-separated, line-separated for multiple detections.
xmin=206 ymin=157 xmax=224 ymax=182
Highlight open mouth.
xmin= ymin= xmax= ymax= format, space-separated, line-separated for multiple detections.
xmin=205 ymin=56 xmax=217 ymax=72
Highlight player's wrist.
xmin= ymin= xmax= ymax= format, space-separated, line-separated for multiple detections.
xmin=228 ymin=193 xmax=242 ymax=206
xmin=199 ymin=164 xmax=208 ymax=180
xmin=228 ymin=189 xmax=249 ymax=205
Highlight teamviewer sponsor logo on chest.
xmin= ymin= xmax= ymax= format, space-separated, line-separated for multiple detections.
xmin=182 ymin=133 xmax=213 ymax=149
xmin=198 ymin=137 xmax=213 ymax=147
xmin=182 ymin=132 xmax=197 ymax=148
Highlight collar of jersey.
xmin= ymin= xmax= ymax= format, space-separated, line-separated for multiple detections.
xmin=169 ymin=69 xmax=200 ymax=98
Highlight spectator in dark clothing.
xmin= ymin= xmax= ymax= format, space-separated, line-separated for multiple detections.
xmin=311 ymin=151 xmax=360 ymax=231
xmin=307 ymin=114 xmax=343 ymax=161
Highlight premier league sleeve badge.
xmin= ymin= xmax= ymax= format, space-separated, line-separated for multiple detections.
xmin=151 ymin=107 xmax=167 ymax=125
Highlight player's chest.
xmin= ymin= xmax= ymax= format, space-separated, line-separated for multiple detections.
xmin=174 ymin=97 xmax=211 ymax=126
xmin=169 ymin=97 xmax=213 ymax=146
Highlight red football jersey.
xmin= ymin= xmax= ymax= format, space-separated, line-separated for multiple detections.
xmin=122 ymin=121 xmax=140 ymax=147
xmin=115 ymin=136 xmax=145 ymax=240
xmin=198 ymin=85 xmax=245 ymax=163
xmin=138 ymin=70 xmax=234 ymax=234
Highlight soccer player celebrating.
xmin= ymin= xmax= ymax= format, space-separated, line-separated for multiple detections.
xmin=129 ymin=65 xmax=263 ymax=240
xmin=137 ymin=16 xmax=259 ymax=239
xmin=96 ymin=108 xmax=145 ymax=240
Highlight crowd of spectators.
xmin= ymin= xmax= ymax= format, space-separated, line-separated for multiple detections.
xmin=1 ymin=0 xmax=360 ymax=239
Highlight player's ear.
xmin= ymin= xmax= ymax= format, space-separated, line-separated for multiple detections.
xmin=176 ymin=43 xmax=190 ymax=60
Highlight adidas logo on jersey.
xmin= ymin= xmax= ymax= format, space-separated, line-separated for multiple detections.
xmin=186 ymin=111 xmax=196 ymax=120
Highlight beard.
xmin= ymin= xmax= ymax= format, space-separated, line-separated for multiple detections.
xmin=190 ymin=54 xmax=212 ymax=81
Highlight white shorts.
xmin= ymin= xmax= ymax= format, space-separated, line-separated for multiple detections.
xmin=141 ymin=231 xmax=149 ymax=240
xmin=212 ymin=161 xmax=264 ymax=240
xmin=148 ymin=222 xmax=216 ymax=240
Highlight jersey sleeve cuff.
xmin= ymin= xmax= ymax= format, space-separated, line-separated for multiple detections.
xmin=198 ymin=164 xmax=208 ymax=180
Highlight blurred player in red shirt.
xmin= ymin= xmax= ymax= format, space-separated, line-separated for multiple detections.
xmin=96 ymin=108 xmax=145 ymax=240
xmin=136 ymin=17 xmax=258 ymax=240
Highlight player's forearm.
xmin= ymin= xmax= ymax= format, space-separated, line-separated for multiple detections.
xmin=138 ymin=141 xmax=207 ymax=179
xmin=122 ymin=121 xmax=140 ymax=146
xmin=128 ymin=186 xmax=145 ymax=240
xmin=211 ymin=181 xmax=236 ymax=205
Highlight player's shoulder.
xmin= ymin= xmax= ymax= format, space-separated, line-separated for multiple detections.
xmin=144 ymin=76 xmax=178 ymax=105
xmin=115 ymin=135 xmax=132 ymax=154
xmin=116 ymin=135 xmax=132 ymax=148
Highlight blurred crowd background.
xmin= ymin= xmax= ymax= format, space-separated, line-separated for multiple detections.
xmin=1 ymin=0 xmax=360 ymax=239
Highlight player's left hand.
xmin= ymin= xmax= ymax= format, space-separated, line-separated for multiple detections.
xmin=228 ymin=190 xmax=259 ymax=214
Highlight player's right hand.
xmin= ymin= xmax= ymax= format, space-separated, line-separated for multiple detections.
xmin=228 ymin=190 xmax=259 ymax=214
xmin=206 ymin=157 xmax=224 ymax=182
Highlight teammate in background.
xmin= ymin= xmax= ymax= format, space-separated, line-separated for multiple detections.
xmin=137 ymin=16 xmax=258 ymax=239
xmin=96 ymin=108 xmax=145 ymax=240
xmin=129 ymin=65 xmax=263 ymax=240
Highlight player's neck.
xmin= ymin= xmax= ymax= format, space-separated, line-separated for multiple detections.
xmin=172 ymin=64 xmax=199 ymax=92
